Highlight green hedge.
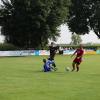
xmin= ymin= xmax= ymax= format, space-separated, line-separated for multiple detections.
xmin=58 ymin=44 xmax=100 ymax=50
xmin=0 ymin=43 xmax=19 ymax=51
xmin=0 ymin=43 xmax=100 ymax=51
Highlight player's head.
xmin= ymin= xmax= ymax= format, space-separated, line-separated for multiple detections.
xmin=51 ymin=42 xmax=54 ymax=45
xmin=57 ymin=45 xmax=59 ymax=49
xmin=79 ymin=44 xmax=83 ymax=49
xmin=43 ymin=59 xmax=46 ymax=63
xmin=51 ymin=42 xmax=55 ymax=46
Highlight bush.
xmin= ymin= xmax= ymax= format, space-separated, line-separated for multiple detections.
xmin=0 ymin=43 xmax=19 ymax=51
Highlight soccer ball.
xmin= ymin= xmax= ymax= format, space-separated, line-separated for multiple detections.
xmin=65 ymin=67 xmax=71 ymax=71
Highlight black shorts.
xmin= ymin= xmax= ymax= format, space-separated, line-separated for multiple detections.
xmin=50 ymin=54 xmax=55 ymax=60
xmin=74 ymin=61 xmax=81 ymax=65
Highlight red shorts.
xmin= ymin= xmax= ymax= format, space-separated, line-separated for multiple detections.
xmin=73 ymin=57 xmax=82 ymax=64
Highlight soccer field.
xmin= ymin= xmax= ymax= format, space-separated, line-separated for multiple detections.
xmin=0 ymin=55 xmax=100 ymax=100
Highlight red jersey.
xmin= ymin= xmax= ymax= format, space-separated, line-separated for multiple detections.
xmin=74 ymin=49 xmax=84 ymax=63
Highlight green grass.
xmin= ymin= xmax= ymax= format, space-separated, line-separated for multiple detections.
xmin=0 ymin=55 xmax=100 ymax=100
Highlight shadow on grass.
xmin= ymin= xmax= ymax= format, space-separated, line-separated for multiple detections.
xmin=32 ymin=70 xmax=69 ymax=75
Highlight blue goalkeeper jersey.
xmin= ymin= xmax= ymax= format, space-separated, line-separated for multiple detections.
xmin=43 ymin=60 xmax=54 ymax=72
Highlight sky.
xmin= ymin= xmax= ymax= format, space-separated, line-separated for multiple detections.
xmin=56 ymin=24 xmax=100 ymax=44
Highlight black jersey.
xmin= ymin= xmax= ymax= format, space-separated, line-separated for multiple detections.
xmin=49 ymin=46 xmax=57 ymax=55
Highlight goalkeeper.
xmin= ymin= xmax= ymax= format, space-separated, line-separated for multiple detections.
xmin=43 ymin=58 xmax=57 ymax=72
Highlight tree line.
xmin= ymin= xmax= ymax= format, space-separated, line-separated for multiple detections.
xmin=0 ymin=0 xmax=100 ymax=49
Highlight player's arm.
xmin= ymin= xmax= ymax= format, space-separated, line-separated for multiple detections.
xmin=71 ymin=50 xmax=77 ymax=58
xmin=54 ymin=46 xmax=58 ymax=52
xmin=54 ymin=45 xmax=59 ymax=52
xmin=49 ymin=46 xmax=51 ymax=50
xmin=76 ymin=55 xmax=82 ymax=59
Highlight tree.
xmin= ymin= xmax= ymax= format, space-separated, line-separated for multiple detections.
xmin=67 ymin=0 xmax=100 ymax=38
xmin=70 ymin=33 xmax=82 ymax=45
xmin=0 ymin=0 xmax=69 ymax=49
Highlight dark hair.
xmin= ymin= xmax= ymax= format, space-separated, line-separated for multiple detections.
xmin=48 ymin=58 xmax=52 ymax=61
xmin=51 ymin=42 xmax=54 ymax=44
xmin=43 ymin=59 xmax=46 ymax=63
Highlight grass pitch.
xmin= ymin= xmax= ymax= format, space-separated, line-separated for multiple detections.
xmin=0 ymin=55 xmax=100 ymax=100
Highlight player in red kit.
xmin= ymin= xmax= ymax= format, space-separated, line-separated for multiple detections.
xmin=71 ymin=44 xmax=84 ymax=72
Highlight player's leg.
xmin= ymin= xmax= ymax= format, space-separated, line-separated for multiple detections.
xmin=44 ymin=65 xmax=48 ymax=72
xmin=43 ymin=65 xmax=47 ymax=72
xmin=49 ymin=54 xmax=56 ymax=68
xmin=52 ymin=62 xmax=56 ymax=68
xmin=44 ymin=67 xmax=51 ymax=72
xmin=50 ymin=66 xmax=57 ymax=71
xmin=76 ymin=63 xmax=80 ymax=72
xmin=43 ymin=64 xmax=51 ymax=72
xmin=50 ymin=54 xmax=54 ymax=60
xmin=72 ymin=62 xmax=76 ymax=71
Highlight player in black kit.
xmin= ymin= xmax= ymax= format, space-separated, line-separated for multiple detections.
xmin=49 ymin=42 xmax=59 ymax=68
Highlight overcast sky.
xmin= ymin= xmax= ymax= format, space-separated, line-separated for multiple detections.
xmin=56 ymin=25 xmax=100 ymax=44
